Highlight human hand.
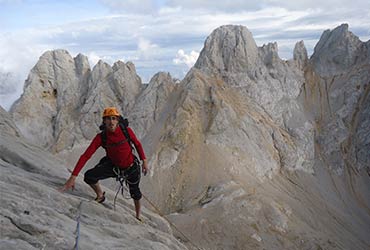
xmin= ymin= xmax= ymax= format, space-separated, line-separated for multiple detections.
xmin=142 ymin=160 xmax=149 ymax=176
xmin=59 ymin=175 xmax=76 ymax=192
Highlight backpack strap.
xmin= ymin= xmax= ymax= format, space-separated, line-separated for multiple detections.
xmin=118 ymin=117 xmax=140 ymax=164
xmin=118 ymin=117 xmax=134 ymax=152
xmin=100 ymin=130 xmax=107 ymax=149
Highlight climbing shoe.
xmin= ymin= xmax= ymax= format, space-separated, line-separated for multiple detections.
xmin=95 ymin=192 xmax=106 ymax=203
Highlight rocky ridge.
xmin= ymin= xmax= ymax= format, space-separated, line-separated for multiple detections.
xmin=10 ymin=51 xmax=144 ymax=152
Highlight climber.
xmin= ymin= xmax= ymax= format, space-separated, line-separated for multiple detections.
xmin=59 ymin=107 xmax=148 ymax=221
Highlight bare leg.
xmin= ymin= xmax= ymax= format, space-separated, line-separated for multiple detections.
xmin=89 ymin=182 xmax=104 ymax=198
xmin=134 ymin=199 xmax=141 ymax=220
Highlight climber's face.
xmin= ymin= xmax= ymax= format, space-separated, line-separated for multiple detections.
xmin=104 ymin=116 xmax=118 ymax=132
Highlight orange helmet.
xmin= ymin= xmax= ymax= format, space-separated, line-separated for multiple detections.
xmin=102 ymin=107 xmax=120 ymax=117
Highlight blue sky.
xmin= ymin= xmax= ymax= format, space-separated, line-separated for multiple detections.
xmin=1 ymin=0 xmax=370 ymax=109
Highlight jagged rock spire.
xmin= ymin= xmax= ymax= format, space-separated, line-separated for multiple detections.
xmin=293 ymin=40 xmax=308 ymax=70
xmin=10 ymin=50 xmax=143 ymax=151
xmin=194 ymin=25 xmax=258 ymax=74
xmin=311 ymin=23 xmax=367 ymax=76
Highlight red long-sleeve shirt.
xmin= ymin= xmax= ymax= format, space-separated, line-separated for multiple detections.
xmin=72 ymin=126 xmax=146 ymax=176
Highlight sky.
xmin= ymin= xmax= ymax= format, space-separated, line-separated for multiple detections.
xmin=0 ymin=0 xmax=370 ymax=110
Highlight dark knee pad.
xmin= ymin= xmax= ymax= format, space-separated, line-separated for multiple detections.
xmin=129 ymin=185 xmax=142 ymax=200
xmin=84 ymin=169 xmax=98 ymax=185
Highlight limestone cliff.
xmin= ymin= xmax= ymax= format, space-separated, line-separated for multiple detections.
xmin=304 ymin=23 xmax=370 ymax=174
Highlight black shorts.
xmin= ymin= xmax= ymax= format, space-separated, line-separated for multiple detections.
xmin=84 ymin=157 xmax=142 ymax=200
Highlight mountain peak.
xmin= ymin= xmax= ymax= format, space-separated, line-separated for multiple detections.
xmin=194 ymin=25 xmax=258 ymax=74
xmin=293 ymin=40 xmax=308 ymax=69
xmin=310 ymin=23 xmax=366 ymax=75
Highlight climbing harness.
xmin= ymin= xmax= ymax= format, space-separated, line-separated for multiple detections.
xmin=113 ymin=167 xmax=129 ymax=209
xmin=112 ymin=162 xmax=141 ymax=210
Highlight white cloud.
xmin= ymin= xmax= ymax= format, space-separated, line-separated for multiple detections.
xmin=0 ymin=70 xmax=22 ymax=110
xmin=173 ymin=49 xmax=199 ymax=68
xmin=137 ymin=38 xmax=159 ymax=59
xmin=138 ymin=38 xmax=158 ymax=52
xmin=0 ymin=31 xmax=49 ymax=109
xmin=97 ymin=0 xmax=370 ymax=14
xmin=87 ymin=52 xmax=103 ymax=67
xmin=87 ymin=52 xmax=116 ymax=67
xmin=0 ymin=71 xmax=17 ymax=94
xmin=166 ymin=0 xmax=370 ymax=12
xmin=99 ymin=0 xmax=158 ymax=13
xmin=266 ymin=0 xmax=369 ymax=11
xmin=158 ymin=6 xmax=182 ymax=15
xmin=167 ymin=0 xmax=263 ymax=12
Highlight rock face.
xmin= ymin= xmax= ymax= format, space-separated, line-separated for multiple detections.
xmin=304 ymin=23 xmax=370 ymax=174
xmin=0 ymin=105 xmax=20 ymax=137
xmin=0 ymin=106 xmax=188 ymax=250
xmin=195 ymin=25 xmax=259 ymax=76
xmin=10 ymin=50 xmax=88 ymax=151
xmin=10 ymin=51 xmax=144 ymax=152
xmin=141 ymin=24 xmax=370 ymax=249
xmin=293 ymin=40 xmax=308 ymax=70
xmin=6 ymin=24 xmax=370 ymax=250
xmin=195 ymin=25 xmax=314 ymax=173
xmin=130 ymin=72 xmax=177 ymax=139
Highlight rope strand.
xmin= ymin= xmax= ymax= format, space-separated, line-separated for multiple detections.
xmin=73 ymin=200 xmax=83 ymax=250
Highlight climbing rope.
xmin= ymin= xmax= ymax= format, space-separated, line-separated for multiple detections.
xmin=72 ymin=196 xmax=94 ymax=250
xmin=73 ymin=200 xmax=83 ymax=250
